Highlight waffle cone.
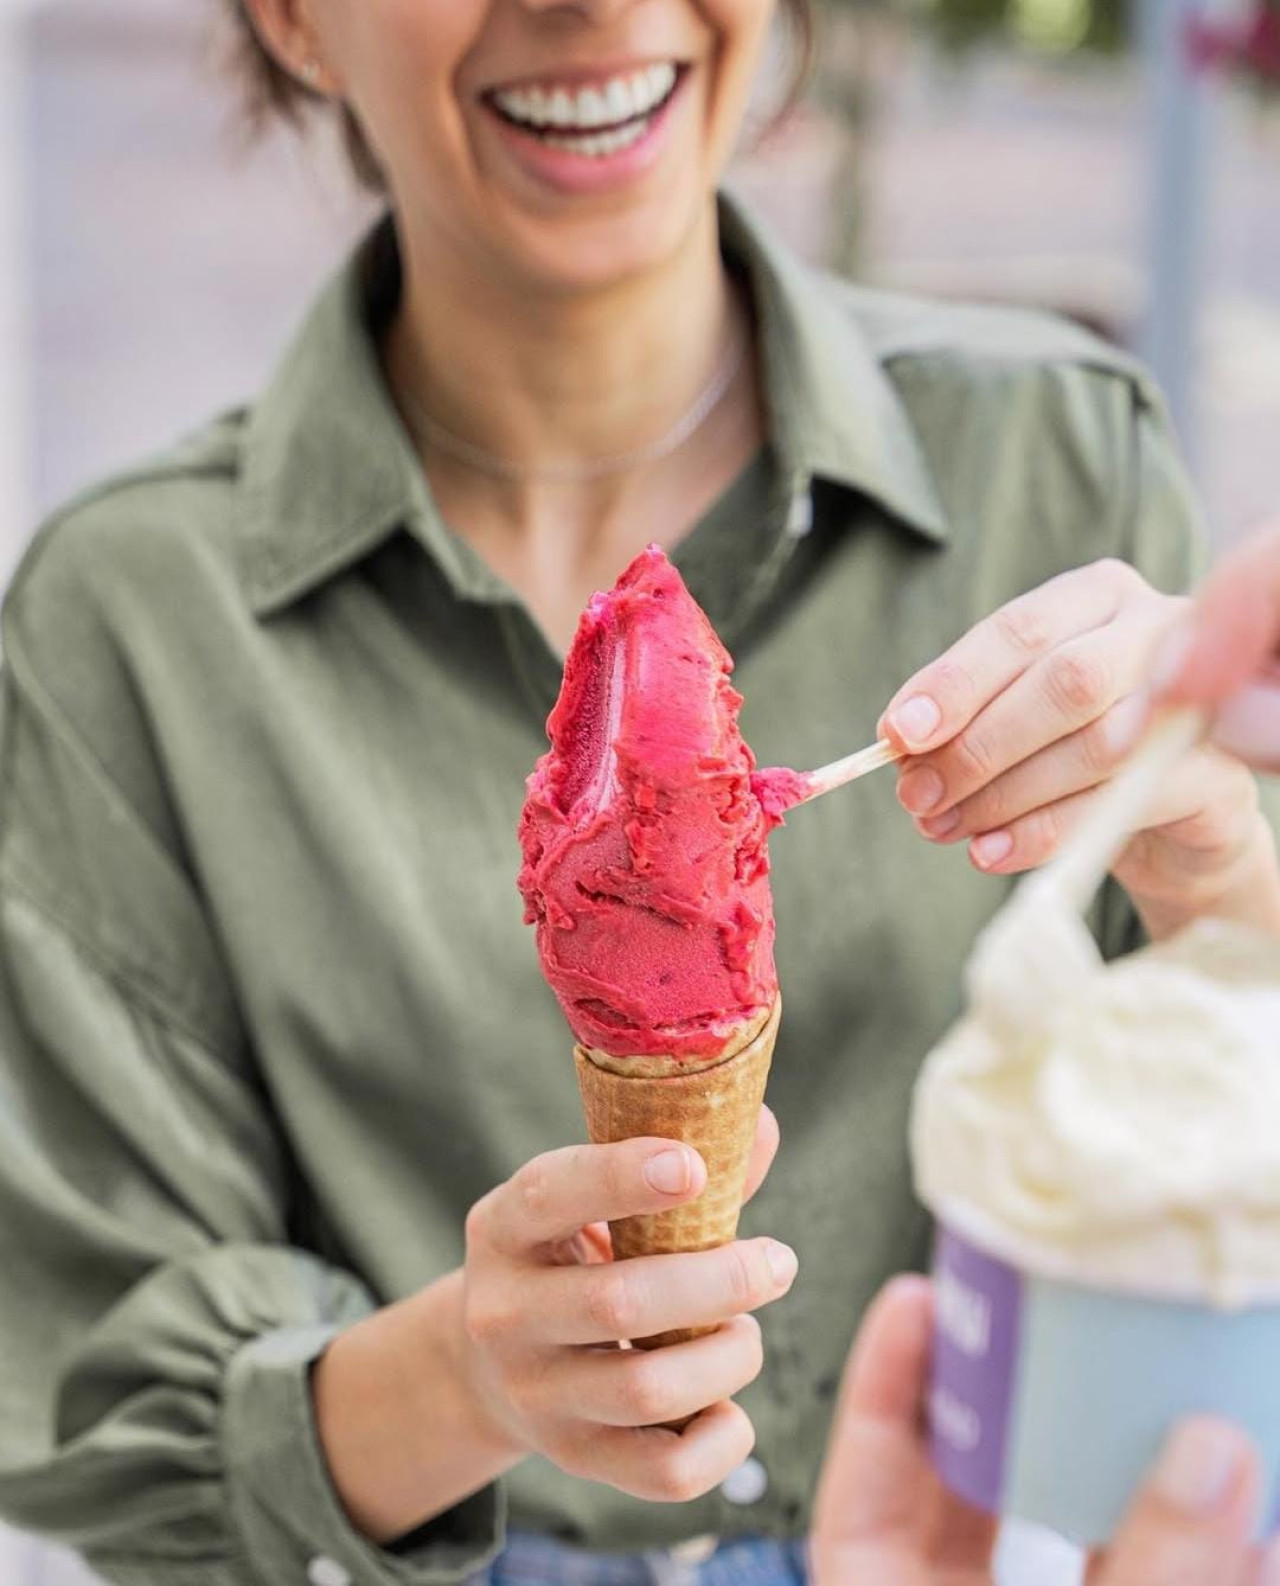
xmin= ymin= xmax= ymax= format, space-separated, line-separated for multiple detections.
xmin=573 ymin=996 xmax=780 ymax=1350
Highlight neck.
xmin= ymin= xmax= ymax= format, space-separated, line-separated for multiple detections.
xmin=386 ymin=199 xmax=737 ymax=483
xmin=383 ymin=200 xmax=765 ymax=655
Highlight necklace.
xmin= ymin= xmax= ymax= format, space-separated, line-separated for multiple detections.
xmin=400 ymin=329 xmax=746 ymax=484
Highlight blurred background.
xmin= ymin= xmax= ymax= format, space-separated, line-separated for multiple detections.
xmin=0 ymin=0 xmax=1276 ymax=1581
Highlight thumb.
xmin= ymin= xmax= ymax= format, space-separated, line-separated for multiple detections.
xmin=1093 ymin=1417 xmax=1259 ymax=1586
xmin=812 ymin=1275 xmax=935 ymax=1546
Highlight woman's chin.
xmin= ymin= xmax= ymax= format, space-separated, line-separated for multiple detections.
xmin=494 ymin=188 xmax=715 ymax=296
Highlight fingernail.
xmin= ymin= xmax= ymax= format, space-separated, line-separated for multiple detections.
xmin=1260 ymin=1534 xmax=1280 ymax=1586
xmin=898 ymin=767 xmax=945 ymax=815
xmin=889 ymin=695 xmax=942 ymax=749
xmin=971 ymin=831 xmax=1013 ymax=869
xmin=645 ymin=1149 xmax=692 ymax=1196
xmin=766 ymin=1242 xmax=798 ymax=1288
xmin=1152 ymin=1418 xmax=1246 ymax=1513
xmin=1150 ymin=624 xmax=1194 ymax=696
xmin=920 ymin=807 xmax=962 ymax=840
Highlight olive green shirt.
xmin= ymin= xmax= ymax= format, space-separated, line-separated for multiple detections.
xmin=0 ymin=193 xmax=1229 ymax=1584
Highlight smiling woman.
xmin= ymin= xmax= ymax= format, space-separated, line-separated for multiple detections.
xmin=0 ymin=1 xmax=1276 ymax=1584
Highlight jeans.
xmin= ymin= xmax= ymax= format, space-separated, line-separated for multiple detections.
xmin=467 ymin=1531 xmax=809 ymax=1585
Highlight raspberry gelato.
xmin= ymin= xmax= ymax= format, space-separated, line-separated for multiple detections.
xmin=518 ymin=546 xmax=803 ymax=1061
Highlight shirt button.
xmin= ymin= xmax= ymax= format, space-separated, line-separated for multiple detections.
xmin=720 ymin=1455 xmax=769 ymax=1506
xmin=785 ymin=492 xmax=814 ymax=539
xmin=307 ymin=1558 xmax=352 ymax=1586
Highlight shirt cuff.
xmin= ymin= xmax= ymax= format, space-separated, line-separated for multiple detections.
xmin=223 ymin=1325 xmax=507 ymax=1586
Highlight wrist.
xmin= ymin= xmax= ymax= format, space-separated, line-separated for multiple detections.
xmin=312 ymin=1270 xmax=524 ymax=1546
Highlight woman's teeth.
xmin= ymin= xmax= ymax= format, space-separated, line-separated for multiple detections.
xmin=492 ymin=62 xmax=678 ymax=153
xmin=542 ymin=119 xmax=653 ymax=158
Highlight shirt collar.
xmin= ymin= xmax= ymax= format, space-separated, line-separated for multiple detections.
xmin=239 ymin=196 xmax=947 ymax=618
xmin=238 ymin=221 xmax=507 ymax=618
xmin=720 ymin=194 xmax=947 ymax=544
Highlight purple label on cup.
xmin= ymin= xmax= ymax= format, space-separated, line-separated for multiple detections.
xmin=929 ymin=1225 xmax=1022 ymax=1513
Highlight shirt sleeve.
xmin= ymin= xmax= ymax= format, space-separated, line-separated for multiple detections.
xmin=0 ymin=633 xmax=505 ymax=1583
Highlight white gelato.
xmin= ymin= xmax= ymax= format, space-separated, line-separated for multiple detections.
xmin=912 ymin=884 xmax=1280 ymax=1308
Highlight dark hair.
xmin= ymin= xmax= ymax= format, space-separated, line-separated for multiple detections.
xmin=224 ymin=0 xmax=817 ymax=192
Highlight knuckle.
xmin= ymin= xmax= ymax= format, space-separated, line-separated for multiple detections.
xmin=1080 ymin=712 xmax=1126 ymax=777
xmin=514 ymin=1156 xmax=552 ymax=1226
xmin=506 ymin=1350 xmax=560 ymax=1421
xmin=1094 ymin=556 xmax=1142 ymax=598
xmin=463 ymin=1288 xmax=514 ymax=1349
xmin=950 ymin=729 xmax=995 ymax=787
xmin=734 ymin=1322 xmax=766 ymax=1389
xmin=586 ymin=1269 xmax=637 ymax=1339
xmin=599 ymin=1145 xmax=633 ymax=1210
xmin=995 ymin=597 xmax=1053 ymax=658
xmin=1021 ymin=805 xmax=1064 ymax=863
xmin=464 ymin=1194 xmax=492 ymax=1250
xmin=503 ymin=1372 xmax=542 ymax=1422
xmin=1175 ymin=810 xmax=1223 ymax=854
xmin=620 ymin=1355 xmax=672 ymax=1424
xmin=1172 ymin=784 xmax=1255 ymax=859
xmin=932 ymin=657 xmax=976 ymax=709
xmin=962 ymin=781 xmax=1009 ymax=833
xmin=549 ymin=1429 xmax=597 ymax=1482
xmin=652 ymin=1449 xmax=711 ymax=1504
xmin=724 ymin=1243 xmax=766 ymax=1310
xmin=1044 ymin=647 xmax=1110 ymax=716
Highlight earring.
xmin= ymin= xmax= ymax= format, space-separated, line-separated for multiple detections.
xmin=302 ymin=59 xmax=323 ymax=89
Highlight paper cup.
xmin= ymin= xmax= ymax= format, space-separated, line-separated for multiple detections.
xmin=928 ymin=1218 xmax=1280 ymax=1544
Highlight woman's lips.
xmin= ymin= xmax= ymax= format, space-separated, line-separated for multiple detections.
xmin=483 ymin=67 xmax=690 ymax=197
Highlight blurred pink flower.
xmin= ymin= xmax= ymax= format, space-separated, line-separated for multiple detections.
xmin=1187 ymin=4 xmax=1280 ymax=84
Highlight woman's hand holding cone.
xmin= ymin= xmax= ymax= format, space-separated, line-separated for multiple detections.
xmin=456 ymin=1111 xmax=797 ymax=1501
